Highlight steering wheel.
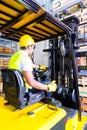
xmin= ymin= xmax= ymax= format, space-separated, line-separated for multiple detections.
xmin=34 ymin=67 xmax=49 ymax=81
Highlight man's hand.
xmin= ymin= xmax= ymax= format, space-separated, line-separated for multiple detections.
xmin=47 ymin=80 xmax=57 ymax=92
xmin=39 ymin=65 xmax=48 ymax=71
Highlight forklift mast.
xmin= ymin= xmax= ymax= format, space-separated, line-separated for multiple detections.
xmin=43 ymin=16 xmax=81 ymax=120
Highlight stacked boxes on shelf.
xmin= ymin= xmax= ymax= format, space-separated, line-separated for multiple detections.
xmin=0 ymin=58 xmax=10 ymax=69
xmin=0 ymin=46 xmax=3 ymax=53
xmin=0 ymin=38 xmax=18 ymax=95
xmin=80 ymin=97 xmax=87 ymax=112
xmin=0 ymin=46 xmax=13 ymax=54
xmin=0 ymin=45 xmax=12 ymax=69
xmin=78 ymin=75 xmax=87 ymax=112
xmin=0 ymin=38 xmax=18 ymax=69
xmin=81 ymin=8 xmax=87 ymax=23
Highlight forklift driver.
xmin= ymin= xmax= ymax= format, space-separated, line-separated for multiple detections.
xmin=9 ymin=34 xmax=57 ymax=93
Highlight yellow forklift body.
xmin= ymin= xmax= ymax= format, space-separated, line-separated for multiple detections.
xmin=0 ymin=97 xmax=87 ymax=130
xmin=76 ymin=115 xmax=87 ymax=130
xmin=0 ymin=97 xmax=66 ymax=130
xmin=65 ymin=112 xmax=87 ymax=130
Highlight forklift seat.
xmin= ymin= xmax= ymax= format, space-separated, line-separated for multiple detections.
xmin=1 ymin=69 xmax=26 ymax=109
xmin=1 ymin=69 xmax=45 ymax=109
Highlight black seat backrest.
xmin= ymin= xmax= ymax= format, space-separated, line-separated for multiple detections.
xmin=1 ymin=69 xmax=26 ymax=109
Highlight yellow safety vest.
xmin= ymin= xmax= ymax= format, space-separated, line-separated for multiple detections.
xmin=9 ymin=50 xmax=32 ymax=89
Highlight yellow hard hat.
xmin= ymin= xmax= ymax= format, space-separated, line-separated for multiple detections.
xmin=19 ymin=34 xmax=35 ymax=47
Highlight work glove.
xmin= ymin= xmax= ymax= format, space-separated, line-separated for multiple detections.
xmin=39 ymin=65 xmax=48 ymax=71
xmin=47 ymin=80 xmax=57 ymax=92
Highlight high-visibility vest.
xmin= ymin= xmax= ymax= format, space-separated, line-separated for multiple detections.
xmin=9 ymin=50 xmax=32 ymax=88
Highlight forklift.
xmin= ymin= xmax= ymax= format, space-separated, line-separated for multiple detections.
xmin=0 ymin=0 xmax=87 ymax=130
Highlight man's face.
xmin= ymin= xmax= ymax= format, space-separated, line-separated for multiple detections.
xmin=28 ymin=45 xmax=35 ymax=57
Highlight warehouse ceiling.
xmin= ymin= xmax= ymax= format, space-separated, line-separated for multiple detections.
xmin=0 ymin=0 xmax=71 ymax=42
